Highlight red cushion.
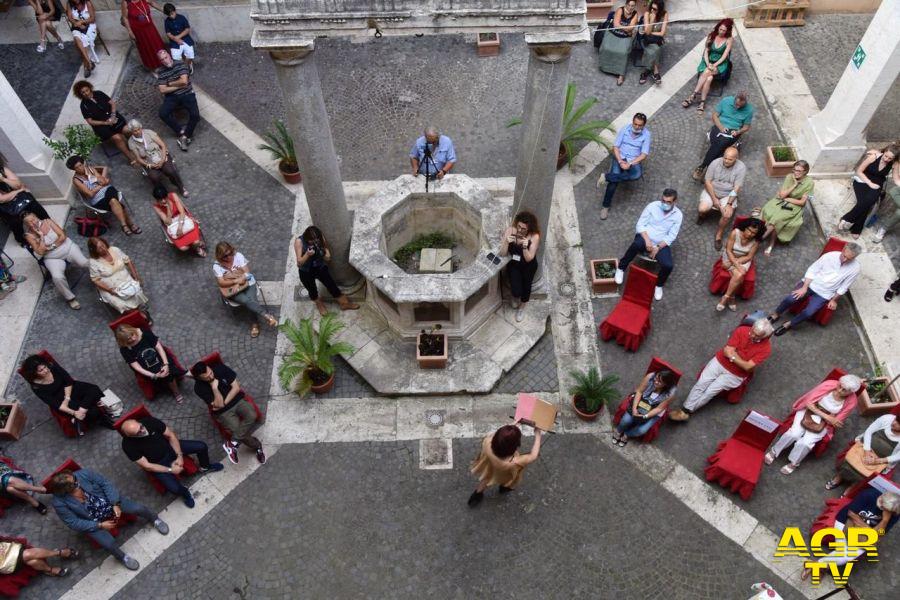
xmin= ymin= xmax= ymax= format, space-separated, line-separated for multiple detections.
xmin=708 ymin=257 xmax=756 ymax=300
xmin=198 ymin=352 xmax=263 ymax=441
xmin=0 ymin=537 xmax=38 ymax=597
xmin=611 ymin=357 xmax=682 ymax=443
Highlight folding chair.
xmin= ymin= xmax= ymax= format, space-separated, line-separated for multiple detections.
xmin=612 ymin=356 xmax=683 ymax=443
xmin=599 ymin=264 xmax=656 ymax=352
xmin=196 ymin=351 xmax=263 ymax=441
xmin=704 ymin=410 xmax=781 ymax=500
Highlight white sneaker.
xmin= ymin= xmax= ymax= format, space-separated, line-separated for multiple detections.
xmin=36 ymin=43 xmax=46 ymax=53
xmin=515 ymin=308 xmax=525 ymax=322
xmin=614 ymin=268 xmax=624 ymax=285
xmin=511 ymin=299 xmax=520 ymax=309
xmin=764 ymin=451 xmax=775 ymax=465
xmin=596 ymin=173 xmax=606 ymax=188
xmin=654 ymin=286 xmax=663 ymax=301
xmin=873 ymin=227 xmax=886 ymax=243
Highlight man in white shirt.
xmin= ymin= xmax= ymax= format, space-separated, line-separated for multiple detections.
xmin=768 ymin=242 xmax=862 ymax=336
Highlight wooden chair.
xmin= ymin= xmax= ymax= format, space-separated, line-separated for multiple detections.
xmin=704 ymin=410 xmax=781 ymax=500
xmin=196 ymin=351 xmax=263 ymax=442
xmin=612 ymin=357 xmax=682 ymax=443
xmin=108 ymin=310 xmax=185 ymax=400
xmin=786 ymin=237 xmax=847 ymax=326
xmin=599 ymin=264 xmax=656 ymax=352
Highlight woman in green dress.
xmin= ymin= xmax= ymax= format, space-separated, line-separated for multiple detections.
xmin=637 ymin=0 xmax=668 ymax=85
xmin=761 ymin=160 xmax=813 ymax=255
xmin=683 ymin=18 xmax=734 ymax=114
xmin=598 ymin=0 xmax=639 ymax=86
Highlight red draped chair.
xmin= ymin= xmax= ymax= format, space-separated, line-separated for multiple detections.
xmin=108 ymin=310 xmax=185 ymax=400
xmin=16 ymin=350 xmax=80 ymax=438
xmin=197 ymin=351 xmax=263 ymax=441
xmin=159 ymin=196 xmax=203 ymax=251
xmin=40 ymin=459 xmax=138 ymax=549
xmin=599 ymin=265 xmax=656 ymax=352
xmin=704 ymin=410 xmax=781 ymax=500
xmin=695 ymin=362 xmax=755 ymax=405
xmin=113 ymin=404 xmax=198 ymax=495
xmin=0 ymin=457 xmax=29 ymax=517
xmin=612 ymin=357 xmax=683 ymax=443
xmin=810 ymin=475 xmax=900 ymax=548
xmin=708 ymin=216 xmax=759 ymax=300
xmin=787 ymin=237 xmax=847 ymax=326
xmin=0 ymin=536 xmax=39 ymax=598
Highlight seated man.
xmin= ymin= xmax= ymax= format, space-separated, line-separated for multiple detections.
xmin=692 ymin=91 xmax=753 ymax=180
xmin=156 ymin=48 xmax=200 ymax=151
xmin=66 ymin=155 xmax=141 ymax=235
xmin=697 ymin=146 xmax=746 ymax=250
xmin=409 ymin=126 xmax=456 ymax=180
xmin=49 ymin=468 xmax=169 ymax=571
xmin=613 ymin=188 xmax=682 ymax=301
xmin=191 ymin=360 xmax=266 ymax=465
xmin=768 ymin=242 xmax=861 ymax=336
xmin=598 ymin=112 xmax=651 ymax=220
xmin=119 ymin=415 xmax=223 ymax=508
xmin=669 ymin=318 xmax=773 ymax=422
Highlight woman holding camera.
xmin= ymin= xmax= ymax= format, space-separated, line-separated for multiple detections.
xmin=293 ymin=226 xmax=359 ymax=317
xmin=500 ymin=211 xmax=541 ymax=323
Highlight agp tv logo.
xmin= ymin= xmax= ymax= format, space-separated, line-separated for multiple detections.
xmin=775 ymin=527 xmax=878 ymax=585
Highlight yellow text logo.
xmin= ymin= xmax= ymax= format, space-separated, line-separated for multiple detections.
xmin=774 ymin=527 xmax=879 ymax=586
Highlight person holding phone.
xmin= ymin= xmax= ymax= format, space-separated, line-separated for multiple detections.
xmin=500 ymin=211 xmax=541 ymax=323
xmin=294 ymin=226 xmax=359 ymax=317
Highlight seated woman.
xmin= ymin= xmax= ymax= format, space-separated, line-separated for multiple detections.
xmin=0 ymin=152 xmax=50 ymax=246
xmin=214 ymin=242 xmax=277 ymax=338
xmin=683 ymin=18 xmax=734 ymax=114
xmin=761 ymin=160 xmax=813 ymax=256
xmin=20 ymin=353 xmax=113 ymax=433
xmin=637 ymin=0 xmax=668 ymax=85
xmin=88 ymin=236 xmax=148 ymax=314
xmin=293 ymin=226 xmax=357 ymax=316
xmin=714 ymin=217 xmax=763 ymax=312
xmin=765 ymin=374 xmax=861 ymax=475
xmin=22 ymin=212 xmax=88 ymax=310
xmin=598 ymin=0 xmax=639 ymax=86
xmin=872 ymin=185 xmax=900 ymax=243
xmin=0 ymin=537 xmax=77 ymax=578
xmin=74 ymin=81 xmax=134 ymax=163
xmin=127 ymin=119 xmax=188 ymax=197
xmin=115 ymin=323 xmax=186 ymax=403
xmin=151 ymin=186 xmax=205 ymax=257
xmin=66 ymin=0 xmax=99 ymax=77
xmin=840 ymin=144 xmax=900 ymax=238
xmin=67 ymin=155 xmax=140 ymax=235
xmin=28 ymin=0 xmax=65 ymax=53
xmin=826 ymin=412 xmax=900 ymax=491
xmin=613 ymin=369 xmax=678 ymax=446
xmin=0 ymin=461 xmax=48 ymax=515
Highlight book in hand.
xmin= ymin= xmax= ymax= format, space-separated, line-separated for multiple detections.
xmin=514 ymin=393 xmax=558 ymax=432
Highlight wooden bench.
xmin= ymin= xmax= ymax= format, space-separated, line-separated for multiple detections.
xmin=745 ymin=0 xmax=810 ymax=28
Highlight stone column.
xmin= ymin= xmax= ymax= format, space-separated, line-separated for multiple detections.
xmin=796 ymin=0 xmax=900 ymax=176
xmin=266 ymin=41 xmax=360 ymax=289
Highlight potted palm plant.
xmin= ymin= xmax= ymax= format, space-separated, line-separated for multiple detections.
xmin=258 ymin=120 xmax=302 ymax=184
xmin=44 ymin=124 xmax=101 ymax=161
xmin=277 ymin=315 xmax=354 ymax=396
xmin=507 ymin=82 xmax=614 ymax=169
xmin=0 ymin=401 xmax=27 ymax=441
xmin=569 ymin=367 xmax=620 ymax=421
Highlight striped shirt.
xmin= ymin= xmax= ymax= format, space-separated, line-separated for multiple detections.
xmin=156 ymin=62 xmax=193 ymax=97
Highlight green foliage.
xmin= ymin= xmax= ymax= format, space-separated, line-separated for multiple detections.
xmin=392 ymin=232 xmax=455 ymax=266
xmin=593 ymin=260 xmax=616 ymax=279
xmin=277 ymin=315 xmax=355 ymax=397
xmin=771 ymin=146 xmax=797 ymax=162
xmin=506 ymin=82 xmax=614 ymax=167
xmin=568 ymin=367 xmax=620 ymax=414
xmin=43 ymin=125 xmax=101 ymax=161
xmin=0 ymin=405 xmax=10 ymax=428
xmin=258 ymin=120 xmax=298 ymax=171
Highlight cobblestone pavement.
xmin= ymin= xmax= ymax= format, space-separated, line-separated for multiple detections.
xmin=114 ymin=437 xmax=803 ymax=600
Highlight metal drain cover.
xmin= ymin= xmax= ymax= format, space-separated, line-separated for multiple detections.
xmin=425 ymin=410 xmax=445 ymax=428
xmin=558 ymin=281 xmax=576 ymax=298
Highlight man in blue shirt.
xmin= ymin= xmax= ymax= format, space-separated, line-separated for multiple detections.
xmin=599 ymin=113 xmax=651 ymax=220
xmin=692 ymin=91 xmax=753 ymax=179
xmin=163 ymin=3 xmax=195 ymax=73
xmin=409 ymin=126 xmax=457 ymax=179
xmin=613 ymin=188 xmax=682 ymax=300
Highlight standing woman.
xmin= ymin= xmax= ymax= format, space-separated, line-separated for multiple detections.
xmin=29 ymin=0 xmax=65 ymax=53
xmin=500 ymin=211 xmax=541 ymax=323
xmin=637 ymin=0 xmax=668 ymax=85
xmin=88 ymin=236 xmax=149 ymax=314
xmin=293 ymin=226 xmax=359 ymax=316
xmin=598 ymin=0 xmax=639 ymax=86
xmin=22 ymin=212 xmax=88 ymax=310
xmin=468 ymin=424 xmax=543 ymax=507
xmin=66 ymin=0 xmax=99 ymax=77
xmin=683 ymin=19 xmax=734 ymax=114
xmin=761 ymin=160 xmax=813 ymax=255
xmin=840 ymin=145 xmax=900 ymax=238
xmin=0 ymin=152 xmax=51 ymax=246
xmin=121 ymin=0 xmax=166 ymax=70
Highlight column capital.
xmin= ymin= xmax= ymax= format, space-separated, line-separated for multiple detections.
xmin=529 ymin=43 xmax=572 ymax=64
xmin=268 ymin=40 xmax=316 ymax=66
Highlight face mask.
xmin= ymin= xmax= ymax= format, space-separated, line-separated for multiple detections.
xmin=661 ymin=202 xmax=674 ymax=212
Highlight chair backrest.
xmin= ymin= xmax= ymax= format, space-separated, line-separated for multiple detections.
xmin=199 ymin=351 xmax=223 ymax=368
xmin=41 ymin=458 xmax=82 ymax=489
xmin=622 ymin=264 xmax=657 ymax=309
xmin=113 ymin=403 xmax=152 ymax=433
xmin=731 ymin=410 xmax=780 ymax=450
xmin=821 ymin=237 xmax=847 ymax=257
xmin=646 ymin=357 xmax=683 ymax=385
xmin=16 ymin=350 xmax=55 ymax=379
xmin=108 ymin=309 xmax=151 ymax=333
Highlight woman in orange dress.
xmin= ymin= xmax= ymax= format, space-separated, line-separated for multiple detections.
xmin=121 ymin=0 xmax=165 ymax=70
xmin=468 ymin=424 xmax=543 ymax=507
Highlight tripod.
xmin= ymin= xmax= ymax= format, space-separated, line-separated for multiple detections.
xmin=421 ymin=142 xmax=440 ymax=193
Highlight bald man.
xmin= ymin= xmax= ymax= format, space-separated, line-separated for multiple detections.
xmin=698 ymin=147 xmax=747 ymax=250
xmin=409 ymin=126 xmax=457 ymax=179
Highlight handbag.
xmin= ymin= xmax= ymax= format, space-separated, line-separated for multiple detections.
xmin=220 ymin=277 xmax=250 ymax=299
xmin=74 ymin=215 xmax=108 ymax=237
xmin=0 ymin=541 xmax=23 ymax=575
xmin=115 ymin=279 xmax=142 ymax=299
xmin=593 ymin=11 xmax=614 ymax=48
xmin=0 ymin=191 xmax=34 ymax=217
xmin=166 ymin=215 xmax=195 ymax=238
xmin=800 ymin=409 xmax=827 ymax=434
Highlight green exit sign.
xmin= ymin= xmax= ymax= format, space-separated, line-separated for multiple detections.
xmin=851 ymin=44 xmax=866 ymax=70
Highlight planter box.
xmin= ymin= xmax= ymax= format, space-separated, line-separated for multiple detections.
xmin=586 ymin=2 xmax=615 ymax=24
xmin=765 ymin=146 xmax=797 ymax=178
xmin=590 ymin=258 xmax=618 ymax=295
xmin=416 ymin=333 xmax=448 ymax=369
xmin=0 ymin=402 xmax=27 ymax=441
xmin=476 ymin=33 xmax=500 ymax=57
xmin=858 ymin=377 xmax=900 ymax=416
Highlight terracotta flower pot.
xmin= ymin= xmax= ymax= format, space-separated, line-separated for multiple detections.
xmin=308 ymin=369 xmax=335 ymax=394
xmin=476 ymin=32 xmax=500 ymax=57
xmin=416 ymin=333 xmax=448 ymax=369
xmin=556 ymin=144 xmax=569 ymax=170
xmin=279 ymin=160 xmax=302 ymax=184
xmin=0 ymin=402 xmax=27 ymax=441
xmin=765 ymin=146 xmax=797 ymax=178
xmin=586 ymin=2 xmax=615 ymax=24
xmin=572 ymin=395 xmax=602 ymax=421
xmin=590 ymin=258 xmax=618 ymax=295
xmin=858 ymin=377 xmax=900 ymax=416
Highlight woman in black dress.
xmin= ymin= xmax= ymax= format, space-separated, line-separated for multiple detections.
xmin=0 ymin=152 xmax=50 ymax=246
xmin=20 ymin=354 xmax=112 ymax=433
xmin=500 ymin=211 xmax=541 ymax=323
xmin=73 ymin=80 xmax=135 ymax=164
xmin=115 ymin=324 xmax=185 ymax=403
xmin=840 ymin=145 xmax=900 ymax=237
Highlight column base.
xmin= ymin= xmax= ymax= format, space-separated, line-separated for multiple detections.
xmin=797 ymin=117 xmax=867 ymax=179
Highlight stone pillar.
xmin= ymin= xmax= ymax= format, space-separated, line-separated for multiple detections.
xmin=267 ymin=41 xmax=360 ymax=289
xmin=796 ymin=0 xmax=900 ymax=176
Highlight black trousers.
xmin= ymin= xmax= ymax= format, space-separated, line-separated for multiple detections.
xmin=298 ymin=264 xmax=341 ymax=301
xmin=842 ymin=181 xmax=881 ymax=235
xmin=507 ymin=258 xmax=538 ymax=303
xmin=699 ymin=126 xmax=739 ymax=169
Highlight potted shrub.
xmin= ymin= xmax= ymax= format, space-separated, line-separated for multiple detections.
xmin=858 ymin=368 xmax=900 ymax=417
xmin=277 ymin=314 xmax=354 ymax=396
xmin=569 ymin=367 xmax=619 ymax=421
xmin=507 ymin=82 xmax=614 ymax=169
xmin=590 ymin=258 xmax=618 ymax=295
xmin=416 ymin=324 xmax=447 ymax=369
xmin=476 ymin=32 xmax=500 ymax=57
xmin=259 ymin=120 xmax=302 ymax=184
xmin=44 ymin=124 xmax=101 ymax=161
xmin=765 ymin=145 xmax=797 ymax=178
xmin=0 ymin=401 xmax=27 ymax=441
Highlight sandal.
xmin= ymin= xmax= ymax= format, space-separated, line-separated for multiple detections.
xmin=617 ymin=438 xmax=628 ymax=447
xmin=250 ymin=323 xmax=260 ymax=338
xmin=682 ymin=92 xmax=697 ymax=108
xmin=616 ymin=76 xmax=624 ymax=86
xmin=780 ymin=464 xmax=797 ymax=475
xmin=174 ymin=394 xmax=185 ymax=405
xmin=728 ymin=299 xmax=737 ymax=312
xmin=195 ymin=246 xmax=207 ymax=258
xmin=122 ymin=225 xmax=133 ymax=236
xmin=57 ymin=548 xmax=79 ymax=559
xmin=824 ymin=478 xmax=840 ymax=490
xmin=34 ymin=501 xmax=48 ymax=515
xmin=696 ymin=100 xmax=706 ymax=114
xmin=652 ymin=73 xmax=661 ymax=85
xmin=49 ymin=567 xmax=69 ymax=577
xmin=264 ymin=315 xmax=278 ymax=328
xmin=639 ymin=71 xmax=648 ymax=85
xmin=716 ymin=295 xmax=730 ymax=312
xmin=764 ymin=246 xmax=773 ymax=257
xmin=129 ymin=224 xmax=142 ymax=235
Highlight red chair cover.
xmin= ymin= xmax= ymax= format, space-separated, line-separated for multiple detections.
xmin=599 ymin=265 xmax=657 ymax=352
xmin=810 ymin=476 xmax=900 ymax=547
xmin=708 ymin=257 xmax=757 ymax=299
xmin=108 ymin=312 xmax=185 ymax=400
xmin=787 ymin=237 xmax=847 ymax=326
xmin=612 ymin=357 xmax=683 ymax=443
xmin=16 ymin=350 xmax=81 ymax=438
xmin=694 ymin=363 xmax=754 ymax=405
xmin=114 ymin=405 xmax=198 ymax=495
xmin=0 ymin=457 xmax=28 ymax=517
xmin=704 ymin=410 xmax=781 ymax=500
xmin=161 ymin=197 xmax=202 ymax=250
xmin=0 ymin=536 xmax=38 ymax=598
xmin=198 ymin=352 xmax=263 ymax=441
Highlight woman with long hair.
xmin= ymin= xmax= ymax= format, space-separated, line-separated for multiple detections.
xmin=683 ymin=18 xmax=734 ymax=114
xmin=22 ymin=212 xmax=88 ymax=310
xmin=121 ymin=0 xmax=166 ymax=70
xmin=293 ymin=226 xmax=359 ymax=316
xmin=597 ymin=0 xmax=640 ymax=86
xmin=0 ymin=152 xmax=50 ymax=246
xmin=637 ymin=0 xmax=668 ymax=85
xmin=214 ymin=241 xmax=278 ymax=338
xmin=840 ymin=144 xmax=900 ymax=238
xmin=500 ymin=211 xmax=541 ymax=322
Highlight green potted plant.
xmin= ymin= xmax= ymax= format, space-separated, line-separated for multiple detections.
xmin=258 ymin=119 xmax=301 ymax=184
xmin=569 ymin=367 xmax=620 ymax=421
xmin=0 ymin=401 xmax=27 ymax=441
xmin=507 ymin=82 xmax=614 ymax=169
xmin=43 ymin=124 xmax=101 ymax=161
xmin=858 ymin=364 xmax=900 ymax=416
xmin=765 ymin=145 xmax=797 ymax=178
xmin=277 ymin=314 xmax=354 ymax=396
xmin=417 ymin=324 xmax=447 ymax=369
xmin=590 ymin=258 xmax=618 ymax=295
